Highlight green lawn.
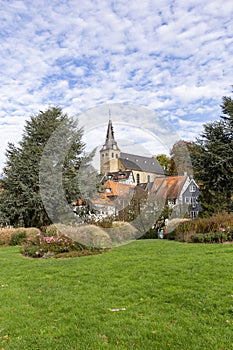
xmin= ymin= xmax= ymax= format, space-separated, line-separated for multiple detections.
xmin=1 ymin=240 xmax=233 ymax=349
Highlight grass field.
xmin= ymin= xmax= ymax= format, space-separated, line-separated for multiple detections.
xmin=1 ymin=240 xmax=233 ymax=349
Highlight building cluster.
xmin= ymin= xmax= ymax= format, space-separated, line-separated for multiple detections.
xmin=75 ymin=119 xmax=200 ymax=222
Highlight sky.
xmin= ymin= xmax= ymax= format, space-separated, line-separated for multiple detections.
xmin=1 ymin=0 xmax=233 ymax=172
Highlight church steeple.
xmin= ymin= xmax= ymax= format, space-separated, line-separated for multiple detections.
xmin=102 ymin=119 xmax=119 ymax=151
xmin=100 ymin=118 xmax=121 ymax=174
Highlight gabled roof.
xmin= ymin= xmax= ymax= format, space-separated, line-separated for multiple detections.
xmin=102 ymin=180 xmax=135 ymax=198
xmin=100 ymin=119 xmax=120 ymax=151
xmin=119 ymin=152 xmax=164 ymax=175
xmin=151 ymin=175 xmax=188 ymax=199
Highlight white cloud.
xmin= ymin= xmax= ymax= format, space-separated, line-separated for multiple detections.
xmin=0 ymin=0 xmax=233 ymax=172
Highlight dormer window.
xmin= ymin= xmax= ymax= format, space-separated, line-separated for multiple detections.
xmin=189 ymin=184 xmax=196 ymax=193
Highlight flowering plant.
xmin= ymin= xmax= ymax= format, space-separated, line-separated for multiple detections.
xmin=21 ymin=233 xmax=86 ymax=258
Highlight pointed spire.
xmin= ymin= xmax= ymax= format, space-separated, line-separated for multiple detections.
xmin=101 ymin=116 xmax=120 ymax=151
xmin=105 ymin=119 xmax=114 ymax=143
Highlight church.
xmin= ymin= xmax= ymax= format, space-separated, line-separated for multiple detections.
xmin=99 ymin=119 xmax=165 ymax=185
xmin=93 ymin=119 xmax=200 ymax=219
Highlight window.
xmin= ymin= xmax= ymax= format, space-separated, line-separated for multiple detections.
xmin=147 ymin=175 xmax=150 ymax=182
xmin=190 ymin=211 xmax=198 ymax=219
xmin=102 ymin=154 xmax=104 ymax=157
xmin=136 ymin=173 xmax=140 ymax=184
xmin=189 ymin=184 xmax=196 ymax=193
xmin=112 ymin=153 xmax=114 ymax=158
xmin=185 ymin=197 xmax=197 ymax=206
xmin=116 ymin=154 xmax=118 ymax=158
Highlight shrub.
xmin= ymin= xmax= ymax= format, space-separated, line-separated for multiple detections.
xmin=109 ymin=222 xmax=138 ymax=245
xmin=20 ymin=230 xmax=106 ymax=258
xmin=0 ymin=227 xmax=41 ymax=246
xmin=169 ymin=212 xmax=233 ymax=242
xmin=45 ymin=224 xmax=59 ymax=237
xmin=58 ymin=224 xmax=112 ymax=248
xmin=139 ymin=227 xmax=158 ymax=239
xmin=21 ymin=233 xmax=87 ymax=258
xmin=190 ymin=231 xmax=228 ymax=244
xmin=9 ymin=231 xmax=27 ymax=246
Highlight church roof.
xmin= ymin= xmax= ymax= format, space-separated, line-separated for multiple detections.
xmin=119 ymin=152 xmax=164 ymax=175
xmin=101 ymin=119 xmax=120 ymax=151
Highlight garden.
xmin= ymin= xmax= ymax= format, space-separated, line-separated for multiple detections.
xmin=1 ymin=237 xmax=233 ymax=349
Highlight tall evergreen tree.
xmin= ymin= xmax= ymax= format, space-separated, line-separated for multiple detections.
xmin=170 ymin=140 xmax=193 ymax=175
xmin=191 ymin=93 xmax=233 ymax=215
xmin=0 ymin=107 xmax=97 ymax=227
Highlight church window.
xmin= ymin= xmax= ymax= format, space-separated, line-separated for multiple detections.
xmin=112 ymin=153 xmax=114 ymax=158
xmin=147 ymin=175 xmax=150 ymax=182
xmin=136 ymin=173 xmax=140 ymax=184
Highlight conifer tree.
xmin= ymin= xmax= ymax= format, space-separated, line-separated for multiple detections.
xmin=191 ymin=92 xmax=233 ymax=215
xmin=0 ymin=107 xmax=96 ymax=227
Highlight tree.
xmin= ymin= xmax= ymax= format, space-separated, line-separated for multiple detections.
xmin=0 ymin=107 xmax=97 ymax=227
xmin=191 ymin=92 xmax=233 ymax=215
xmin=170 ymin=140 xmax=193 ymax=175
xmin=155 ymin=154 xmax=174 ymax=175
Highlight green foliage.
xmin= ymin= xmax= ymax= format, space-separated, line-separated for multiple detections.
xmin=190 ymin=231 xmax=229 ymax=243
xmin=138 ymin=226 xmax=158 ymax=239
xmin=170 ymin=140 xmax=193 ymax=175
xmin=9 ymin=230 xmax=27 ymax=246
xmin=21 ymin=233 xmax=90 ymax=258
xmin=155 ymin=154 xmax=174 ymax=175
xmin=0 ymin=107 xmax=96 ymax=228
xmin=191 ymin=92 xmax=233 ymax=215
xmin=169 ymin=212 xmax=233 ymax=242
xmin=45 ymin=224 xmax=59 ymax=237
xmin=0 ymin=227 xmax=40 ymax=245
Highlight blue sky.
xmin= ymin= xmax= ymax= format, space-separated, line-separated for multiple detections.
xmin=1 ymin=0 xmax=233 ymax=171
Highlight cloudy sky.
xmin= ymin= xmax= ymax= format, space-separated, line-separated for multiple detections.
xmin=1 ymin=0 xmax=233 ymax=172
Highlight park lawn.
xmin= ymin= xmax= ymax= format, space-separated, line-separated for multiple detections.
xmin=1 ymin=240 xmax=233 ymax=350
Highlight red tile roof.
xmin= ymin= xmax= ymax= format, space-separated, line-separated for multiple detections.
xmin=152 ymin=176 xmax=187 ymax=199
xmin=102 ymin=180 xmax=135 ymax=198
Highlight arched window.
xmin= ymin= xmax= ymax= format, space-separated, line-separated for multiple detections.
xmin=147 ymin=175 xmax=150 ymax=183
xmin=136 ymin=173 xmax=140 ymax=184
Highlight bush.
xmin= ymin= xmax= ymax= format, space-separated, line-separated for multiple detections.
xmin=0 ymin=227 xmax=41 ymax=246
xmin=45 ymin=224 xmax=59 ymax=237
xmin=21 ymin=233 xmax=87 ymax=258
xmin=190 ymin=231 xmax=229 ymax=244
xmin=58 ymin=224 xmax=112 ymax=248
xmin=109 ymin=222 xmax=138 ymax=245
xmin=20 ymin=230 xmax=106 ymax=258
xmin=169 ymin=212 xmax=233 ymax=242
xmin=139 ymin=227 xmax=158 ymax=239
xmin=9 ymin=231 xmax=27 ymax=246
